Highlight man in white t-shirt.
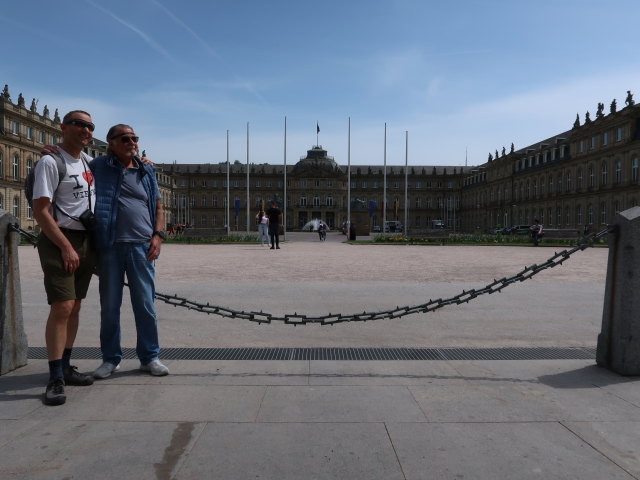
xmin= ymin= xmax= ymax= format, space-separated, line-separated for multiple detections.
xmin=32 ymin=110 xmax=97 ymax=406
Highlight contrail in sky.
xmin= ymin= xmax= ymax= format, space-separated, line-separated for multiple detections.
xmin=85 ymin=0 xmax=175 ymax=62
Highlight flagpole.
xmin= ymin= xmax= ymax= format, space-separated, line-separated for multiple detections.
xmin=404 ymin=130 xmax=408 ymax=237
xmin=226 ymin=129 xmax=230 ymax=235
xmin=316 ymin=121 xmax=319 ymax=146
xmin=246 ymin=121 xmax=250 ymax=234
xmin=383 ymin=122 xmax=387 ymax=229
xmin=347 ymin=116 xmax=351 ymax=237
xmin=283 ymin=115 xmax=287 ymax=240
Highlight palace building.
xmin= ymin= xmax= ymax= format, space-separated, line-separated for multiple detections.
xmin=2 ymin=83 xmax=639 ymax=234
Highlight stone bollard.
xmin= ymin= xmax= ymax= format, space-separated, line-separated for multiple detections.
xmin=596 ymin=206 xmax=640 ymax=375
xmin=0 ymin=209 xmax=28 ymax=375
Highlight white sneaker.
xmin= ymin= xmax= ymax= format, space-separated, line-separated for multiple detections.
xmin=140 ymin=359 xmax=169 ymax=376
xmin=93 ymin=362 xmax=120 ymax=379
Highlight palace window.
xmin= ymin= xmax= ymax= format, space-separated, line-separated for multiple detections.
xmin=212 ymin=196 xmax=217 ymax=207
xmin=615 ymin=160 xmax=621 ymax=184
xmin=566 ymin=172 xmax=572 ymax=192
xmin=615 ymin=127 xmax=623 ymax=141
xmin=576 ymin=168 xmax=583 ymax=189
xmin=602 ymin=132 xmax=608 ymax=146
xmin=300 ymin=196 xmax=307 ymax=206
xmin=631 ymin=158 xmax=639 ymax=183
xmin=326 ymin=196 xmax=333 ymax=206
xmin=13 ymin=195 xmax=20 ymax=217
xmin=39 ymin=131 xmax=45 ymax=143
xmin=557 ymin=207 xmax=562 ymax=226
xmin=576 ymin=205 xmax=582 ymax=226
xmin=588 ymin=166 xmax=595 ymax=187
xmin=201 ymin=195 xmax=207 ymax=207
xmin=0 ymin=152 xmax=2 ymax=178
xmin=201 ymin=215 xmax=207 ymax=226
xmin=415 ymin=181 xmax=421 ymax=189
xmin=588 ymin=204 xmax=594 ymax=224
xmin=600 ymin=202 xmax=607 ymax=224
xmin=13 ymin=154 xmax=19 ymax=179
xmin=326 ymin=180 xmax=333 ymax=187
xmin=578 ymin=140 xmax=585 ymax=153
xmin=589 ymin=136 xmax=596 ymax=149
xmin=600 ymin=162 xmax=608 ymax=186
xmin=11 ymin=121 xmax=19 ymax=135
xmin=314 ymin=180 xmax=320 ymax=187
xmin=50 ymin=134 xmax=56 ymax=144
xmin=415 ymin=197 xmax=422 ymax=208
xmin=361 ymin=182 xmax=367 ymax=188
xmin=26 ymin=126 xmax=33 ymax=140
xmin=313 ymin=196 xmax=320 ymax=207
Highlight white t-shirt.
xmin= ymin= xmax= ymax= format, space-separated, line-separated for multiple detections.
xmin=32 ymin=149 xmax=95 ymax=230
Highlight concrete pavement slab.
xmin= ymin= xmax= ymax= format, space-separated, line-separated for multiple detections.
xmin=563 ymin=421 xmax=640 ymax=477
xmin=0 ymin=420 xmax=206 ymax=480
xmin=386 ymin=422 xmax=635 ymax=480
xmin=154 ymin=360 xmax=311 ymax=385
xmin=256 ymin=385 xmax=427 ymax=422
xmin=176 ymin=422 xmax=405 ymax=480
xmin=409 ymin=381 xmax=640 ymax=422
xmin=27 ymin=384 xmax=266 ymax=423
xmin=308 ymin=360 xmax=466 ymax=386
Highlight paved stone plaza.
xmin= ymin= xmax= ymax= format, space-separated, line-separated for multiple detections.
xmin=2 ymin=232 xmax=639 ymax=479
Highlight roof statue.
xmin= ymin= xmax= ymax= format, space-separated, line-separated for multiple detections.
xmin=510 ymin=142 xmax=515 ymax=153
xmin=2 ymin=84 xmax=10 ymax=100
xmin=488 ymin=153 xmax=493 ymax=162
xmin=495 ymin=149 xmax=499 ymax=159
xmin=43 ymin=105 xmax=49 ymax=118
xmin=573 ymin=113 xmax=580 ymax=128
xmin=30 ymin=98 xmax=37 ymax=112
xmin=610 ymin=99 xmax=617 ymax=114
xmin=596 ymin=102 xmax=604 ymax=119
xmin=584 ymin=111 xmax=591 ymax=123
xmin=53 ymin=109 xmax=60 ymax=122
xmin=501 ymin=146 xmax=506 ymax=156
xmin=18 ymin=93 xmax=25 ymax=107
xmin=625 ymin=90 xmax=634 ymax=107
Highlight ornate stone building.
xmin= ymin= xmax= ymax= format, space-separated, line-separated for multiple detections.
xmin=2 ymin=83 xmax=639 ymax=235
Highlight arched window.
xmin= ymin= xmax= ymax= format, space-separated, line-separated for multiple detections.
xmin=13 ymin=154 xmax=19 ymax=179
xmin=600 ymin=162 xmax=608 ymax=186
xmin=632 ymin=158 xmax=639 ymax=183
xmin=588 ymin=166 xmax=595 ymax=187
xmin=576 ymin=168 xmax=583 ymax=190
xmin=587 ymin=204 xmax=594 ymax=225
xmin=576 ymin=205 xmax=582 ymax=226
xmin=600 ymin=202 xmax=607 ymax=225
xmin=566 ymin=171 xmax=572 ymax=192
xmin=615 ymin=160 xmax=622 ymax=184
xmin=13 ymin=196 xmax=20 ymax=218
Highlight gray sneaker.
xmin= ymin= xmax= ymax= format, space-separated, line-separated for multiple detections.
xmin=140 ymin=359 xmax=169 ymax=376
xmin=93 ymin=362 xmax=120 ymax=379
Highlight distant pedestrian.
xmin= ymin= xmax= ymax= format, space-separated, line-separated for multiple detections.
xmin=318 ymin=221 xmax=327 ymax=241
xmin=266 ymin=201 xmax=282 ymax=249
xmin=256 ymin=210 xmax=269 ymax=246
xmin=529 ymin=219 xmax=544 ymax=246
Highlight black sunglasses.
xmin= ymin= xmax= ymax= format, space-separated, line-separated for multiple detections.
xmin=118 ymin=135 xmax=139 ymax=144
xmin=65 ymin=119 xmax=95 ymax=132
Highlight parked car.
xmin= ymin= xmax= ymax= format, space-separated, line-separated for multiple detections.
xmin=510 ymin=225 xmax=532 ymax=235
xmin=488 ymin=227 xmax=510 ymax=234
xmin=372 ymin=225 xmax=381 ymax=233
xmin=383 ymin=221 xmax=403 ymax=233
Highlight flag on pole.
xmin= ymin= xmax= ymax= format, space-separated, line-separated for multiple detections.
xmin=316 ymin=122 xmax=320 ymax=134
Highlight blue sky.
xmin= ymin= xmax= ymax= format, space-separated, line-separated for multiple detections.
xmin=3 ymin=0 xmax=639 ymax=166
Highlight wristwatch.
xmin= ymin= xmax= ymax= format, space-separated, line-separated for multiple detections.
xmin=152 ymin=230 xmax=166 ymax=240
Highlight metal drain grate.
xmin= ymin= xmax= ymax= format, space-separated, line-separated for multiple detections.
xmin=27 ymin=346 xmax=596 ymax=361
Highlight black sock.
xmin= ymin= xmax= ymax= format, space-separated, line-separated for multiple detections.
xmin=62 ymin=348 xmax=73 ymax=370
xmin=48 ymin=359 xmax=63 ymax=381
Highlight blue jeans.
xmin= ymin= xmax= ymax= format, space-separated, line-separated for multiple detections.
xmin=258 ymin=223 xmax=269 ymax=245
xmin=97 ymin=242 xmax=160 ymax=366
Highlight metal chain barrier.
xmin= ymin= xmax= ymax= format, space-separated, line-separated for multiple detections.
xmin=8 ymin=222 xmax=611 ymax=325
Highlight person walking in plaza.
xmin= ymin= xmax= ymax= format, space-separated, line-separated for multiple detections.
xmin=90 ymin=124 xmax=169 ymax=379
xmin=32 ymin=110 xmax=97 ymax=406
xmin=529 ymin=219 xmax=544 ymax=246
xmin=256 ymin=209 xmax=270 ymax=247
xmin=266 ymin=200 xmax=282 ymax=249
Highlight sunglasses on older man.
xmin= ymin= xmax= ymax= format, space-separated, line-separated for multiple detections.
xmin=64 ymin=119 xmax=95 ymax=132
